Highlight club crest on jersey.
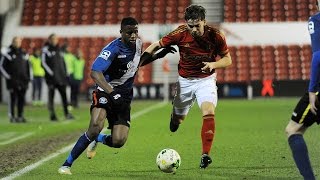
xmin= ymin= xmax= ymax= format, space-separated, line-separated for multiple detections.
xmin=98 ymin=50 xmax=111 ymax=60
xmin=99 ymin=97 xmax=108 ymax=104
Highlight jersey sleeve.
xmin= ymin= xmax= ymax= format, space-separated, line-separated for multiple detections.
xmin=91 ymin=45 xmax=118 ymax=72
xmin=159 ymin=26 xmax=184 ymax=47
xmin=308 ymin=16 xmax=318 ymax=50
xmin=214 ymin=30 xmax=229 ymax=56
xmin=308 ymin=51 xmax=320 ymax=92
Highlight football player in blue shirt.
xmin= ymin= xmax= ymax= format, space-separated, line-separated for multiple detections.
xmin=285 ymin=1 xmax=320 ymax=179
xmin=58 ymin=17 xmax=176 ymax=175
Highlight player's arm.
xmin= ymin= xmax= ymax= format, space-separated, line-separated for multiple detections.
xmin=308 ymin=51 xmax=320 ymax=114
xmin=140 ymin=30 xmax=179 ymax=67
xmin=139 ymin=41 xmax=161 ymax=66
xmin=201 ymin=30 xmax=232 ymax=72
xmin=90 ymin=71 xmax=113 ymax=93
xmin=201 ymin=52 xmax=232 ymax=72
xmin=91 ymin=49 xmax=116 ymax=94
xmin=308 ymin=17 xmax=320 ymax=115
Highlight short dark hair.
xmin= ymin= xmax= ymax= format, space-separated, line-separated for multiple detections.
xmin=121 ymin=17 xmax=138 ymax=29
xmin=184 ymin=5 xmax=206 ymax=21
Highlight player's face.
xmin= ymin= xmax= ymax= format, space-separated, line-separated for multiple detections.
xmin=186 ymin=19 xmax=205 ymax=37
xmin=121 ymin=25 xmax=138 ymax=47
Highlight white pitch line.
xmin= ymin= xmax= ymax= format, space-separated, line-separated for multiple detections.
xmin=0 ymin=132 xmax=17 ymax=140
xmin=0 ymin=132 xmax=34 ymax=145
xmin=1 ymin=101 xmax=168 ymax=180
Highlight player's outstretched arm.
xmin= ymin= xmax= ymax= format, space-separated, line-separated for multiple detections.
xmin=140 ymin=41 xmax=161 ymax=66
xmin=201 ymin=52 xmax=232 ymax=73
xmin=90 ymin=70 xmax=114 ymax=94
xmin=140 ymin=46 xmax=177 ymax=66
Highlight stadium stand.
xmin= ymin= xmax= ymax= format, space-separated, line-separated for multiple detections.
xmin=16 ymin=0 xmax=315 ymax=87
xmin=21 ymin=0 xmax=191 ymax=25
xmin=224 ymin=0 xmax=317 ymax=22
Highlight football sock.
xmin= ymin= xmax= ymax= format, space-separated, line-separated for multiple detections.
xmin=201 ymin=114 xmax=215 ymax=155
xmin=62 ymin=132 xmax=92 ymax=167
xmin=288 ymin=134 xmax=315 ymax=180
xmin=96 ymin=133 xmax=112 ymax=147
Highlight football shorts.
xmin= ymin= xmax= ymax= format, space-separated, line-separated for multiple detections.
xmin=291 ymin=92 xmax=320 ymax=127
xmin=90 ymin=89 xmax=131 ymax=128
xmin=172 ymin=73 xmax=218 ymax=116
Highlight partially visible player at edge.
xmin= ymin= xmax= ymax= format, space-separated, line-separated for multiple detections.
xmin=285 ymin=1 xmax=320 ymax=179
xmin=141 ymin=5 xmax=232 ymax=169
xmin=58 ymin=17 xmax=175 ymax=175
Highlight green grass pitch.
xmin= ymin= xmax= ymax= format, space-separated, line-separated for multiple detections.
xmin=1 ymin=98 xmax=320 ymax=179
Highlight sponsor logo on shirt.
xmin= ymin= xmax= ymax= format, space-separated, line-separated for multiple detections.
xmin=98 ymin=50 xmax=111 ymax=60
xmin=117 ymin=55 xmax=127 ymax=58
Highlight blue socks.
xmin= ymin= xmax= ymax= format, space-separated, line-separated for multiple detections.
xmin=63 ymin=132 xmax=92 ymax=167
xmin=96 ymin=133 xmax=113 ymax=147
xmin=288 ymin=134 xmax=315 ymax=180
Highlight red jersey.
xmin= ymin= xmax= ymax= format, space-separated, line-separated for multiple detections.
xmin=160 ymin=25 xmax=229 ymax=78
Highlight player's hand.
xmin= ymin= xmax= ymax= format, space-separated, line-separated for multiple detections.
xmin=109 ymin=90 xmax=124 ymax=107
xmin=309 ymin=92 xmax=318 ymax=115
xmin=155 ymin=46 xmax=177 ymax=59
xmin=201 ymin=62 xmax=215 ymax=73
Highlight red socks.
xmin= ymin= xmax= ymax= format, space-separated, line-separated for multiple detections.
xmin=201 ymin=114 xmax=215 ymax=154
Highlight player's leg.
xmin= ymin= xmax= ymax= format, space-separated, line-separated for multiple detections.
xmin=195 ymin=74 xmax=218 ymax=169
xmin=285 ymin=92 xmax=316 ymax=179
xmin=96 ymin=102 xmax=131 ymax=148
xmin=170 ymin=78 xmax=194 ymax=132
xmin=59 ymin=107 xmax=106 ymax=174
xmin=285 ymin=121 xmax=315 ymax=179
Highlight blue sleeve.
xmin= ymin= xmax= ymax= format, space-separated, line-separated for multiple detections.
xmin=91 ymin=45 xmax=118 ymax=72
xmin=308 ymin=51 xmax=320 ymax=92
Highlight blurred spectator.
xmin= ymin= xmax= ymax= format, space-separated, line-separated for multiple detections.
xmin=0 ymin=37 xmax=31 ymax=123
xmin=70 ymin=48 xmax=85 ymax=108
xmin=62 ymin=43 xmax=76 ymax=109
xmin=62 ymin=43 xmax=76 ymax=78
xmin=29 ymin=47 xmax=45 ymax=106
xmin=41 ymin=33 xmax=74 ymax=121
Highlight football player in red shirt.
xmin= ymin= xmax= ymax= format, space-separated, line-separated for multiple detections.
xmin=141 ymin=5 xmax=232 ymax=169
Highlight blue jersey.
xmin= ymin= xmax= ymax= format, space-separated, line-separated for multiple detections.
xmin=308 ymin=12 xmax=320 ymax=92
xmin=91 ymin=38 xmax=142 ymax=91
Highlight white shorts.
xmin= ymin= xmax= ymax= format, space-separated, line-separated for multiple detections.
xmin=172 ymin=73 xmax=218 ymax=116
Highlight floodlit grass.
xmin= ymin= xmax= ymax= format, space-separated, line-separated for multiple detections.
xmin=1 ymin=98 xmax=320 ymax=179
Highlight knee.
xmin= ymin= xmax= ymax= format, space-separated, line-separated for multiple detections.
xmin=112 ymin=138 xmax=126 ymax=148
xmin=87 ymin=126 xmax=101 ymax=141
xmin=285 ymin=124 xmax=298 ymax=137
